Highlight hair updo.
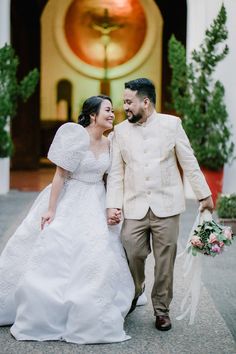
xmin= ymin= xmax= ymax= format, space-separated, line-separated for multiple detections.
xmin=78 ymin=95 xmax=112 ymax=127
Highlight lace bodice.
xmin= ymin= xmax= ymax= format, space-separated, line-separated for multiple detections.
xmin=70 ymin=150 xmax=110 ymax=183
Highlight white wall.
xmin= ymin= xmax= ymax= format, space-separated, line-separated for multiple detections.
xmin=0 ymin=0 xmax=10 ymax=46
xmin=0 ymin=0 xmax=11 ymax=195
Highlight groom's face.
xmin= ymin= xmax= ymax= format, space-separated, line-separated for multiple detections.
xmin=123 ymin=89 xmax=145 ymax=124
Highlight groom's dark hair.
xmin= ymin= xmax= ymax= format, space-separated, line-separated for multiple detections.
xmin=125 ymin=78 xmax=156 ymax=105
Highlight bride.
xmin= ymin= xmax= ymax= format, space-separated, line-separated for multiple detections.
xmin=0 ymin=95 xmax=135 ymax=344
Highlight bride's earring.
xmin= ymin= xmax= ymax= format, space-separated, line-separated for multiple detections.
xmin=89 ymin=114 xmax=96 ymax=126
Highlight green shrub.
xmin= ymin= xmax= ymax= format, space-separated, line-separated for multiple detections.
xmin=216 ymin=194 xmax=236 ymax=218
xmin=0 ymin=44 xmax=39 ymax=157
xmin=168 ymin=4 xmax=234 ymax=171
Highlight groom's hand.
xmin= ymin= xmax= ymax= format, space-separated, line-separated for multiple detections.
xmin=107 ymin=208 xmax=122 ymax=225
xmin=199 ymin=195 xmax=214 ymax=213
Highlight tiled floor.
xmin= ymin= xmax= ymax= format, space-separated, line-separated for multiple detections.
xmin=10 ymin=168 xmax=55 ymax=191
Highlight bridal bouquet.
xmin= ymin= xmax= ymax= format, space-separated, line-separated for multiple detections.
xmin=177 ymin=210 xmax=234 ymax=325
xmin=188 ymin=219 xmax=233 ymax=257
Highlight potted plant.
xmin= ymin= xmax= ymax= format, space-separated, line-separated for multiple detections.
xmin=0 ymin=43 xmax=39 ymax=194
xmin=216 ymin=194 xmax=236 ymax=234
xmin=168 ymin=4 xmax=234 ymax=205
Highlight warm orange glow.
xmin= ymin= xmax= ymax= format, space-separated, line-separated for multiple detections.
xmin=64 ymin=0 xmax=147 ymax=68
xmin=10 ymin=169 xmax=55 ymax=192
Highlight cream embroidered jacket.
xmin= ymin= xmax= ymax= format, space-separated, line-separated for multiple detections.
xmin=106 ymin=111 xmax=211 ymax=219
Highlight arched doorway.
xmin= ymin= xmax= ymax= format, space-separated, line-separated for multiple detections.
xmin=56 ymin=79 xmax=73 ymax=121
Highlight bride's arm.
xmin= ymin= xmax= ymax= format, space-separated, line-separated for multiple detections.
xmin=41 ymin=166 xmax=68 ymax=230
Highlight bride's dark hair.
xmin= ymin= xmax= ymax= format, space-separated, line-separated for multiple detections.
xmin=78 ymin=95 xmax=112 ymax=127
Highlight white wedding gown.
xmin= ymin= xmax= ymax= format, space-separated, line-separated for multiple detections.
xmin=0 ymin=123 xmax=135 ymax=344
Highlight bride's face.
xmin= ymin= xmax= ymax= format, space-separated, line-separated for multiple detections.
xmin=95 ymin=99 xmax=114 ymax=131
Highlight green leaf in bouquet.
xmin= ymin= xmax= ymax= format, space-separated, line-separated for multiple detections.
xmin=224 ymin=239 xmax=232 ymax=246
xmin=210 ymin=251 xmax=217 ymax=257
xmin=218 ymin=234 xmax=226 ymax=242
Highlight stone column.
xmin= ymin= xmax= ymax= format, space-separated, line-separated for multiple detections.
xmin=0 ymin=0 xmax=11 ymax=46
xmin=185 ymin=0 xmax=236 ymax=196
xmin=0 ymin=0 xmax=11 ymax=194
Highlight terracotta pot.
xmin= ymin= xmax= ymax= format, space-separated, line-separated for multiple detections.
xmin=218 ymin=218 xmax=236 ymax=234
xmin=201 ymin=167 xmax=223 ymax=206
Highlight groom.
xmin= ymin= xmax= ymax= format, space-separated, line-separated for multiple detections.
xmin=106 ymin=78 xmax=214 ymax=331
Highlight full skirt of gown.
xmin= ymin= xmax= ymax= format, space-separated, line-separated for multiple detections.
xmin=0 ymin=178 xmax=135 ymax=344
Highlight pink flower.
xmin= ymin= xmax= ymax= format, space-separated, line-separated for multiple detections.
xmin=191 ymin=236 xmax=204 ymax=247
xmin=211 ymin=244 xmax=221 ymax=253
xmin=219 ymin=242 xmax=225 ymax=248
xmin=224 ymin=227 xmax=232 ymax=240
xmin=209 ymin=233 xmax=218 ymax=243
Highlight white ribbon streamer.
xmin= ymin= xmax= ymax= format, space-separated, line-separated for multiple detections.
xmin=176 ymin=209 xmax=212 ymax=324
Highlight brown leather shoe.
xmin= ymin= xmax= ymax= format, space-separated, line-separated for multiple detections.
xmin=155 ymin=315 xmax=172 ymax=331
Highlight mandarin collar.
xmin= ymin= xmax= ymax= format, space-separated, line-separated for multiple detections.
xmin=135 ymin=111 xmax=158 ymax=127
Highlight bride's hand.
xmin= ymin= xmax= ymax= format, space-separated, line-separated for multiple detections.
xmin=41 ymin=210 xmax=55 ymax=230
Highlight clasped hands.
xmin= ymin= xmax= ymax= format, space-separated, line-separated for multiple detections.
xmin=107 ymin=208 xmax=122 ymax=225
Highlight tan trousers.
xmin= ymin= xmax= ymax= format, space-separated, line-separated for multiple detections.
xmin=121 ymin=208 xmax=179 ymax=316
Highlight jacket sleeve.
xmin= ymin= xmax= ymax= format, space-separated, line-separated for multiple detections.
xmin=106 ymin=128 xmax=124 ymax=209
xmin=175 ymin=118 xmax=212 ymax=200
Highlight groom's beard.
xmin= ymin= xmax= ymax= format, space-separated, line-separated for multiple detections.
xmin=126 ymin=111 xmax=143 ymax=124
